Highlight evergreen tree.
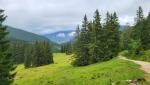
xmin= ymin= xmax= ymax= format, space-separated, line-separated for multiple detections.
xmin=89 ymin=10 xmax=103 ymax=63
xmin=103 ymin=12 xmax=120 ymax=59
xmin=73 ymin=11 xmax=120 ymax=66
xmin=65 ymin=42 xmax=72 ymax=54
xmin=72 ymin=25 xmax=81 ymax=65
xmin=75 ymin=25 xmax=80 ymax=39
xmin=43 ymin=41 xmax=53 ymax=64
xmin=0 ymin=9 xmax=15 ymax=85
xmin=132 ymin=6 xmax=144 ymax=40
xmin=120 ymin=25 xmax=133 ymax=50
xmin=136 ymin=6 xmax=144 ymax=22
xmin=32 ymin=41 xmax=42 ymax=67
xmin=32 ymin=41 xmax=53 ymax=67
xmin=73 ymin=15 xmax=90 ymax=66
xmin=140 ymin=12 xmax=150 ymax=50
xmin=24 ymin=44 xmax=33 ymax=68
xmin=60 ymin=45 xmax=64 ymax=53
xmin=131 ymin=6 xmax=145 ymax=54
xmin=111 ymin=12 xmax=120 ymax=56
xmin=103 ymin=12 xmax=112 ymax=59
xmin=10 ymin=41 xmax=26 ymax=64
xmin=60 ymin=42 xmax=72 ymax=54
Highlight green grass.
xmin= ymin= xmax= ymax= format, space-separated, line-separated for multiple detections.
xmin=13 ymin=53 xmax=146 ymax=85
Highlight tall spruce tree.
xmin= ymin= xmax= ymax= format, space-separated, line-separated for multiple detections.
xmin=72 ymin=25 xmax=81 ymax=65
xmin=32 ymin=41 xmax=40 ymax=67
xmin=136 ymin=6 xmax=144 ymax=22
xmin=10 ymin=42 xmax=26 ymax=64
xmin=143 ymin=12 xmax=150 ymax=49
xmin=103 ymin=12 xmax=112 ymax=59
xmin=132 ymin=6 xmax=144 ymax=40
xmin=89 ymin=10 xmax=103 ymax=63
xmin=24 ymin=44 xmax=33 ymax=68
xmin=0 ymin=9 xmax=15 ymax=85
xmin=140 ymin=12 xmax=150 ymax=50
xmin=130 ymin=6 xmax=144 ymax=54
xmin=103 ymin=12 xmax=120 ymax=59
xmin=43 ymin=41 xmax=53 ymax=64
xmin=32 ymin=41 xmax=53 ymax=67
xmin=111 ymin=12 xmax=120 ymax=56
xmin=73 ymin=15 xmax=90 ymax=66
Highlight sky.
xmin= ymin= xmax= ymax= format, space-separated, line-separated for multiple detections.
xmin=0 ymin=0 xmax=150 ymax=35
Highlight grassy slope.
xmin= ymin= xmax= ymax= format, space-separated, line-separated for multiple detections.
xmin=14 ymin=53 xmax=146 ymax=85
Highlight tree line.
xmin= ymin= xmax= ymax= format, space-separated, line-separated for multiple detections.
xmin=24 ymin=41 xmax=54 ymax=68
xmin=8 ymin=41 xmax=54 ymax=68
xmin=72 ymin=10 xmax=120 ymax=66
xmin=120 ymin=6 xmax=150 ymax=56
xmin=72 ymin=6 xmax=150 ymax=66
xmin=60 ymin=41 xmax=73 ymax=54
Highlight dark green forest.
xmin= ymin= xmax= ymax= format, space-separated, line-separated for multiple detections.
xmin=57 ymin=6 xmax=150 ymax=66
xmin=72 ymin=10 xmax=120 ymax=66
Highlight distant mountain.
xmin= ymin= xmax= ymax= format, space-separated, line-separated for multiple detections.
xmin=120 ymin=25 xmax=128 ymax=31
xmin=6 ymin=26 xmax=50 ymax=42
xmin=6 ymin=26 xmax=60 ymax=52
xmin=44 ymin=30 xmax=76 ymax=44
xmin=44 ymin=25 xmax=127 ymax=44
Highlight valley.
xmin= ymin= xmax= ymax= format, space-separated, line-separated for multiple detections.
xmin=0 ymin=1 xmax=150 ymax=85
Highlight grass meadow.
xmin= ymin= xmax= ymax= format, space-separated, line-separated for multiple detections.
xmin=13 ymin=53 xmax=148 ymax=85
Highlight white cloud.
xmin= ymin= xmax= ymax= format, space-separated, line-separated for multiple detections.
xmin=56 ymin=33 xmax=66 ymax=37
xmin=119 ymin=15 xmax=135 ymax=25
xmin=0 ymin=0 xmax=150 ymax=34
xmin=68 ymin=32 xmax=76 ymax=37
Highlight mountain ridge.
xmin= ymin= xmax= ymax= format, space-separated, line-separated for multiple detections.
xmin=6 ymin=26 xmax=60 ymax=52
xmin=6 ymin=26 xmax=50 ymax=42
xmin=44 ymin=25 xmax=127 ymax=44
xmin=44 ymin=30 xmax=75 ymax=44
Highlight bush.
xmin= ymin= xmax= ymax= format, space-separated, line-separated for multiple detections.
xmin=119 ymin=50 xmax=129 ymax=57
xmin=140 ymin=50 xmax=150 ymax=62
xmin=120 ymin=50 xmax=150 ymax=62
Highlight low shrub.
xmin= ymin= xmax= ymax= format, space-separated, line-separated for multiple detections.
xmin=119 ymin=50 xmax=129 ymax=57
xmin=119 ymin=50 xmax=150 ymax=62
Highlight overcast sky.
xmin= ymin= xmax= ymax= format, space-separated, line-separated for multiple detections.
xmin=0 ymin=0 xmax=150 ymax=35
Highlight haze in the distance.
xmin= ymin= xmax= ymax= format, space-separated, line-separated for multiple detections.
xmin=0 ymin=0 xmax=150 ymax=35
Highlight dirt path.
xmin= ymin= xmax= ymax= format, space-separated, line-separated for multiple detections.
xmin=119 ymin=55 xmax=150 ymax=73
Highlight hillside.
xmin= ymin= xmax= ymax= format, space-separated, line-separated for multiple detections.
xmin=13 ymin=53 xmax=150 ymax=85
xmin=6 ymin=26 xmax=50 ymax=42
xmin=6 ymin=26 xmax=60 ymax=52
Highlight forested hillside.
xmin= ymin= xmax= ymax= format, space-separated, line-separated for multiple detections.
xmin=6 ymin=26 xmax=50 ymax=42
xmin=6 ymin=26 xmax=60 ymax=52
xmin=5 ymin=27 xmax=57 ymax=66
